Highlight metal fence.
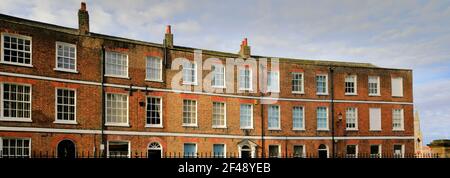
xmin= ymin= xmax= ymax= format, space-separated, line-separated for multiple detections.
xmin=0 ymin=151 xmax=441 ymax=158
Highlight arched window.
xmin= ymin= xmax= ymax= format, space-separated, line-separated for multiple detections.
xmin=148 ymin=142 xmax=162 ymax=159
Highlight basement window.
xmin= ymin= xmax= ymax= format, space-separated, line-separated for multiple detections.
xmin=293 ymin=145 xmax=305 ymax=158
xmin=184 ymin=143 xmax=197 ymax=158
xmin=370 ymin=145 xmax=381 ymax=158
xmin=1 ymin=138 xmax=31 ymax=158
xmin=393 ymin=144 xmax=404 ymax=158
xmin=346 ymin=145 xmax=358 ymax=158
xmin=269 ymin=145 xmax=281 ymax=158
xmin=55 ymin=42 xmax=77 ymax=72
xmin=108 ymin=141 xmax=130 ymax=158
xmin=1 ymin=33 xmax=32 ymax=67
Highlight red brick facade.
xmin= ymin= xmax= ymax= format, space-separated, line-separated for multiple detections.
xmin=0 ymin=4 xmax=414 ymax=158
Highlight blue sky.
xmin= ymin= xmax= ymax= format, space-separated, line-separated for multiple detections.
xmin=1 ymin=0 xmax=449 ymax=144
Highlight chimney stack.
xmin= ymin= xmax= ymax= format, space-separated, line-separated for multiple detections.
xmin=164 ymin=25 xmax=173 ymax=48
xmin=239 ymin=38 xmax=251 ymax=58
xmin=78 ymin=2 xmax=90 ymax=35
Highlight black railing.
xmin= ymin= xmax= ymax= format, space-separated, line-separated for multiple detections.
xmin=0 ymin=151 xmax=441 ymax=158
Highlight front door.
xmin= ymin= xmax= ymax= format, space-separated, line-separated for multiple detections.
xmin=148 ymin=150 xmax=161 ymax=159
xmin=57 ymin=140 xmax=76 ymax=158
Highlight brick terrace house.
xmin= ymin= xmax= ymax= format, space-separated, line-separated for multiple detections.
xmin=0 ymin=3 xmax=414 ymax=158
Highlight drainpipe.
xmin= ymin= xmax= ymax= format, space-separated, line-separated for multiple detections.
xmin=101 ymin=45 xmax=106 ymax=158
xmin=329 ymin=67 xmax=335 ymax=158
xmin=261 ymin=99 xmax=265 ymax=158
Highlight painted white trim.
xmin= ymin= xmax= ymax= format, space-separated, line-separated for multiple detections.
xmin=291 ymin=72 xmax=304 ymax=94
xmin=0 ymin=82 xmax=33 ymax=122
xmin=54 ymin=41 xmax=78 ymax=73
xmin=145 ymin=56 xmax=163 ymax=82
xmin=344 ymin=75 xmax=358 ymax=95
xmin=0 ymin=72 xmax=414 ymax=105
xmin=1 ymin=33 xmax=33 ymax=67
xmin=145 ymin=96 xmax=163 ymax=128
xmin=267 ymin=71 xmax=280 ymax=93
xmin=368 ymin=76 xmax=381 ymax=96
xmin=240 ymin=104 xmax=254 ymax=129
xmin=0 ymin=126 xmax=415 ymax=140
xmin=268 ymin=105 xmax=281 ymax=130
xmin=292 ymin=106 xmax=305 ymax=130
xmin=107 ymin=140 xmax=131 ymax=158
xmin=182 ymin=61 xmax=198 ymax=85
xmin=293 ymin=144 xmax=306 ymax=158
xmin=182 ymin=99 xmax=198 ymax=127
xmin=183 ymin=142 xmax=198 ymax=158
xmin=212 ymin=101 xmax=227 ymax=128
xmin=54 ymin=88 xmax=77 ymax=124
xmin=345 ymin=107 xmax=358 ymax=131
xmin=392 ymin=108 xmax=405 ymax=131
xmin=316 ymin=74 xmax=328 ymax=95
xmin=346 ymin=144 xmax=358 ymax=158
xmin=147 ymin=141 xmax=163 ymax=158
xmin=268 ymin=144 xmax=282 ymax=158
xmin=212 ymin=143 xmax=227 ymax=158
xmin=238 ymin=67 xmax=253 ymax=91
xmin=211 ymin=64 xmax=226 ymax=88
xmin=104 ymin=51 xmax=129 ymax=79
xmin=316 ymin=106 xmax=329 ymax=131
xmin=104 ymin=93 xmax=129 ymax=127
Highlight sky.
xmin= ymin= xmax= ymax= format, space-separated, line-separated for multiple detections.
xmin=1 ymin=0 xmax=449 ymax=144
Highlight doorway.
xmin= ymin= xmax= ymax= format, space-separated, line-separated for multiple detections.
xmin=57 ymin=140 xmax=76 ymax=158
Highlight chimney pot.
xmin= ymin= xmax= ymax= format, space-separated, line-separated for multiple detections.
xmin=166 ymin=25 xmax=171 ymax=34
xmin=243 ymin=38 xmax=248 ymax=46
xmin=81 ymin=2 xmax=86 ymax=11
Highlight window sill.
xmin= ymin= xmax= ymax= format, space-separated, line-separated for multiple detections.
xmin=316 ymin=129 xmax=330 ymax=131
xmin=145 ymin=124 xmax=163 ymax=128
xmin=239 ymin=89 xmax=253 ymax=92
xmin=292 ymin=91 xmax=305 ymax=94
xmin=0 ymin=61 xmax=33 ymax=68
xmin=212 ymin=126 xmax=227 ymax=129
xmin=240 ymin=127 xmax=254 ymax=130
xmin=268 ymin=128 xmax=282 ymax=131
xmin=393 ymin=129 xmax=405 ymax=131
xmin=182 ymin=82 xmax=198 ymax=86
xmin=211 ymin=86 xmax=226 ymax=89
xmin=392 ymin=96 xmax=404 ymax=98
xmin=369 ymin=129 xmax=382 ymax=132
xmin=104 ymin=75 xmax=130 ymax=79
xmin=105 ymin=123 xmax=130 ymax=127
xmin=0 ymin=118 xmax=32 ymax=122
xmin=368 ymin=94 xmax=381 ymax=97
xmin=292 ymin=128 xmax=305 ymax=131
xmin=54 ymin=68 xmax=79 ymax=73
xmin=182 ymin=124 xmax=198 ymax=127
xmin=346 ymin=128 xmax=359 ymax=131
xmin=54 ymin=120 xmax=78 ymax=125
xmin=145 ymin=79 xmax=164 ymax=83
xmin=345 ymin=93 xmax=358 ymax=96
xmin=316 ymin=93 xmax=328 ymax=96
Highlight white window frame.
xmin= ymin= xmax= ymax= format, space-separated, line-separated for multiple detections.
xmin=0 ymin=82 xmax=32 ymax=122
xmin=345 ymin=107 xmax=358 ymax=130
xmin=183 ymin=143 xmax=198 ymax=158
xmin=293 ymin=106 xmax=305 ymax=130
xmin=292 ymin=72 xmax=304 ymax=94
xmin=316 ymin=74 xmax=328 ymax=95
xmin=368 ymin=76 xmax=380 ymax=96
xmin=105 ymin=93 xmax=129 ymax=127
xmin=104 ymin=51 xmax=129 ymax=78
xmin=145 ymin=96 xmax=163 ymax=128
xmin=182 ymin=99 xmax=198 ymax=127
xmin=268 ymin=144 xmax=282 ymax=158
xmin=0 ymin=137 xmax=32 ymax=158
xmin=346 ymin=144 xmax=358 ymax=158
xmin=392 ymin=109 xmax=404 ymax=131
xmin=391 ymin=77 xmax=404 ymax=97
xmin=239 ymin=67 xmax=253 ymax=91
xmin=267 ymin=71 xmax=280 ymax=93
xmin=211 ymin=64 xmax=226 ymax=88
xmin=0 ymin=33 xmax=33 ymax=67
xmin=145 ymin=56 xmax=163 ymax=82
xmin=369 ymin=108 xmax=382 ymax=131
xmin=148 ymin=142 xmax=163 ymax=158
xmin=393 ymin=144 xmax=405 ymax=158
xmin=370 ymin=144 xmax=382 ymax=158
xmin=212 ymin=143 xmax=227 ymax=158
xmin=344 ymin=75 xmax=357 ymax=95
xmin=54 ymin=41 xmax=77 ymax=73
xmin=316 ymin=106 xmax=329 ymax=131
xmin=107 ymin=140 xmax=131 ymax=158
xmin=212 ymin=102 xmax=227 ymax=128
xmin=293 ymin=144 xmax=306 ymax=158
xmin=54 ymin=88 xmax=77 ymax=124
xmin=182 ymin=61 xmax=197 ymax=85
xmin=268 ymin=105 xmax=281 ymax=130
xmin=240 ymin=104 xmax=253 ymax=129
